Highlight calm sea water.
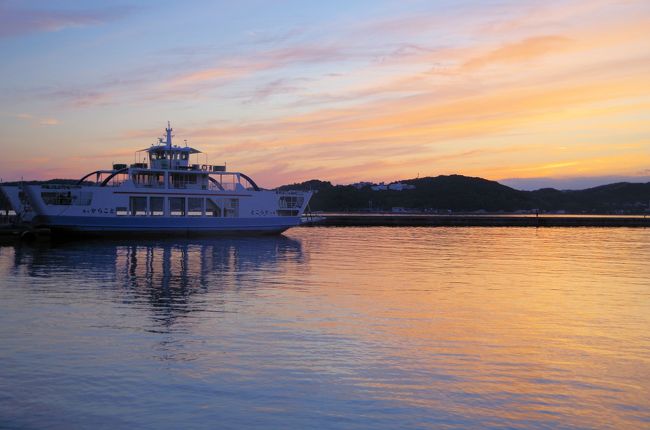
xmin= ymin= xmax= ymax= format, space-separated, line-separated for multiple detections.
xmin=1 ymin=227 xmax=649 ymax=429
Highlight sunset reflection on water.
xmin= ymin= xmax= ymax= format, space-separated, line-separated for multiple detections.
xmin=0 ymin=228 xmax=648 ymax=429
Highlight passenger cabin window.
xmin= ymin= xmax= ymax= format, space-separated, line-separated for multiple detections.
xmin=150 ymin=197 xmax=164 ymax=216
xmin=224 ymin=198 xmax=239 ymax=218
xmin=129 ymin=196 xmax=147 ymax=216
xmin=170 ymin=173 xmax=198 ymax=188
xmin=206 ymin=198 xmax=221 ymax=217
xmin=41 ymin=191 xmax=72 ymax=206
xmin=133 ymin=172 xmax=164 ymax=187
xmin=169 ymin=197 xmax=185 ymax=216
xmin=188 ymin=198 xmax=203 ymax=216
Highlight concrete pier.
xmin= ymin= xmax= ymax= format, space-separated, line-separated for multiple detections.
xmin=305 ymin=213 xmax=650 ymax=228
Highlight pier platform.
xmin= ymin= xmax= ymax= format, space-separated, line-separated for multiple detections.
xmin=304 ymin=213 xmax=650 ymax=228
xmin=0 ymin=224 xmax=51 ymax=242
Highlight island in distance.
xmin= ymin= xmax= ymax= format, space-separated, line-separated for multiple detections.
xmin=279 ymin=175 xmax=650 ymax=214
xmin=2 ymin=174 xmax=649 ymax=215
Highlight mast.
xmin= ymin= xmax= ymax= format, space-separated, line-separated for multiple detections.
xmin=166 ymin=121 xmax=172 ymax=149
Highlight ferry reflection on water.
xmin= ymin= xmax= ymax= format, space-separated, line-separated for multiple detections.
xmin=8 ymin=236 xmax=304 ymax=329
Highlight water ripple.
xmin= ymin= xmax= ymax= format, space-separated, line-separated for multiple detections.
xmin=0 ymin=228 xmax=649 ymax=429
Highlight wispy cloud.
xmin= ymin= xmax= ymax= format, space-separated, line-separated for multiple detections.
xmin=39 ymin=118 xmax=59 ymax=126
xmin=3 ymin=112 xmax=61 ymax=126
xmin=243 ymin=78 xmax=309 ymax=103
xmin=461 ymin=35 xmax=572 ymax=71
xmin=245 ymin=27 xmax=305 ymax=46
xmin=26 ymin=41 xmax=361 ymax=107
xmin=40 ymin=88 xmax=113 ymax=107
xmin=0 ymin=3 xmax=133 ymax=38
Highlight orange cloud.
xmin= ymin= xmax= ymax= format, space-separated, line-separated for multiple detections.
xmin=461 ymin=36 xmax=572 ymax=71
xmin=39 ymin=118 xmax=60 ymax=126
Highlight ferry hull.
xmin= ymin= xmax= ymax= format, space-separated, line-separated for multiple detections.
xmin=33 ymin=215 xmax=301 ymax=236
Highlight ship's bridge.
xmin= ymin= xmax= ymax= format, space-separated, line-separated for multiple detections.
xmin=146 ymin=145 xmax=201 ymax=170
xmin=143 ymin=123 xmax=202 ymax=170
xmin=76 ymin=123 xmax=260 ymax=191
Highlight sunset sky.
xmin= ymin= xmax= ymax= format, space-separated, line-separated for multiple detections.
xmin=1 ymin=0 xmax=649 ymax=189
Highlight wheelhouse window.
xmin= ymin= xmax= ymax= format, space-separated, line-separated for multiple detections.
xmin=151 ymin=150 xmax=167 ymax=160
xmin=150 ymin=197 xmax=164 ymax=216
xmin=188 ymin=198 xmax=203 ymax=216
xmin=129 ymin=196 xmax=147 ymax=216
xmin=169 ymin=197 xmax=185 ymax=216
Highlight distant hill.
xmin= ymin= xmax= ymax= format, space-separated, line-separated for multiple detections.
xmin=280 ymin=175 xmax=650 ymax=214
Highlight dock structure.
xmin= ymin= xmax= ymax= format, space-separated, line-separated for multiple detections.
xmin=305 ymin=213 xmax=650 ymax=228
xmin=0 ymin=223 xmax=51 ymax=242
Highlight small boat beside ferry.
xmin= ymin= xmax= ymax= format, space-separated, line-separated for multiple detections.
xmin=0 ymin=123 xmax=312 ymax=236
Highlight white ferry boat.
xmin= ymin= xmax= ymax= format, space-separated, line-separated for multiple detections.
xmin=0 ymin=124 xmax=312 ymax=236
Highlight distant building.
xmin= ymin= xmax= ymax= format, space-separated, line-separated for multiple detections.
xmin=388 ymin=182 xmax=415 ymax=191
xmin=370 ymin=182 xmax=415 ymax=191
xmin=351 ymin=181 xmax=372 ymax=189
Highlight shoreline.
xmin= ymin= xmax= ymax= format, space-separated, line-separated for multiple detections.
xmin=1 ymin=213 xmax=648 ymax=243
xmin=303 ymin=213 xmax=650 ymax=227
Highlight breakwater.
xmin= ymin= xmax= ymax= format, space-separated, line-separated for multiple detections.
xmin=306 ymin=213 xmax=650 ymax=227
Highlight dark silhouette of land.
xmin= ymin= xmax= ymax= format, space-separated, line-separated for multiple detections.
xmin=280 ymin=175 xmax=650 ymax=214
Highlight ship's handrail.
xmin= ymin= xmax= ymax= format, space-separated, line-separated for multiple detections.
xmin=208 ymin=177 xmax=224 ymax=191
xmin=77 ymin=170 xmax=115 ymax=184
xmin=238 ymin=173 xmax=260 ymax=191
xmin=42 ymin=184 xmax=82 ymax=189
xmin=276 ymin=190 xmax=305 ymax=195
xmin=100 ymin=168 xmax=129 ymax=186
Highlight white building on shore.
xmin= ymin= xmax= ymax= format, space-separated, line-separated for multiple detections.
xmin=370 ymin=182 xmax=415 ymax=191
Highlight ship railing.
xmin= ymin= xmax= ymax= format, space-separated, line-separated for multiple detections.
xmin=276 ymin=190 xmax=305 ymax=196
xmin=278 ymin=195 xmax=305 ymax=209
xmin=134 ymin=183 xmax=165 ymax=188
xmin=105 ymin=180 xmax=125 ymax=187
xmin=220 ymin=183 xmax=238 ymax=192
xmin=208 ymin=182 xmax=223 ymax=192
xmin=41 ymin=184 xmax=82 ymax=190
